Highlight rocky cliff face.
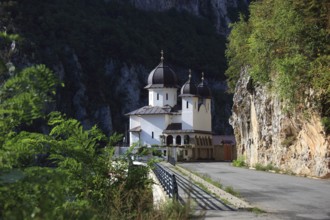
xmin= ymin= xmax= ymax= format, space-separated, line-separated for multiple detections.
xmin=53 ymin=49 xmax=148 ymax=136
xmin=230 ymin=69 xmax=330 ymax=177
xmin=127 ymin=0 xmax=248 ymax=35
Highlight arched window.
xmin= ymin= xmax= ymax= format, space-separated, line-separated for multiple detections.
xmin=166 ymin=135 xmax=173 ymax=146
xmin=166 ymin=93 xmax=168 ymax=100
xmin=184 ymin=135 xmax=190 ymax=144
xmin=176 ymin=136 xmax=181 ymax=145
xmin=157 ymin=93 xmax=159 ymax=100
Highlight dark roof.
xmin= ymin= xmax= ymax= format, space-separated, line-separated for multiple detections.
xmin=144 ymin=52 xmax=178 ymax=89
xmin=126 ymin=105 xmax=177 ymax=116
xmin=163 ymin=123 xmax=212 ymax=134
xmin=163 ymin=129 xmax=213 ymax=135
xmin=180 ymin=72 xmax=198 ymax=96
xmin=165 ymin=123 xmax=182 ymax=130
xmin=197 ymin=75 xmax=211 ymax=98
xmin=129 ymin=126 xmax=141 ymax=132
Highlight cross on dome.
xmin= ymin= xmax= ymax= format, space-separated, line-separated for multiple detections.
xmin=160 ymin=50 xmax=164 ymax=62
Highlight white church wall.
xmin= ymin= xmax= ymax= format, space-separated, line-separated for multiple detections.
xmin=149 ymin=88 xmax=177 ymax=107
xmin=194 ymin=101 xmax=212 ymax=132
xmin=171 ymin=114 xmax=181 ymax=123
xmin=130 ymin=133 xmax=140 ymax=146
xmin=181 ymin=97 xmax=199 ymax=130
xmin=140 ymin=115 xmax=166 ymax=146
xmin=129 ymin=116 xmax=141 ymax=146
xmin=129 ymin=116 xmax=140 ymax=129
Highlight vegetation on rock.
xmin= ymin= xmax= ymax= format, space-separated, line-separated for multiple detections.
xmin=226 ymin=0 xmax=329 ymax=119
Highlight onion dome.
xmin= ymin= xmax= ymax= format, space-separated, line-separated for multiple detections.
xmin=145 ymin=50 xmax=178 ymax=89
xmin=180 ymin=69 xmax=197 ymax=96
xmin=197 ymin=72 xmax=211 ymax=98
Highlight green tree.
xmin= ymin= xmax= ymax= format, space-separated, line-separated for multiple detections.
xmin=0 ymin=64 xmax=60 ymax=147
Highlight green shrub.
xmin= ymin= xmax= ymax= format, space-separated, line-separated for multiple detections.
xmin=255 ymin=163 xmax=267 ymax=171
xmin=232 ymin=156 xmax=246 ymax=167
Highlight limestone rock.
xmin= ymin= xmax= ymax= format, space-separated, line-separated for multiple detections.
xmin=230 ymin=69 xmax=330 ymax=177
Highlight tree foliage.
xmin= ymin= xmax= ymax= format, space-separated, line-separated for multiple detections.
xmin=0 ymin=59 xmax=151 ymax=218
xmin=226 ymin=0 xmax=329 ymax=115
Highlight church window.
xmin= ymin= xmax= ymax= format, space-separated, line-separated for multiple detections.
xmin=166 ymin=93 xmax=168 ymax=100
xmin=157 ymin=93 xmax=159 ymax=100
xmin=176 ymin=136 xmax=181 ymax=145
xmin=152 ymin=132 xmax=154 ymax=139
xmin=186 ymin=101 xmax=189 ymax=109
xmin=184 ymin=135 xmax=190 ymax=144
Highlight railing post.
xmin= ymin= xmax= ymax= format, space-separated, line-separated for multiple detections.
xmin=172 ymin=174 xmax=178 ymax=201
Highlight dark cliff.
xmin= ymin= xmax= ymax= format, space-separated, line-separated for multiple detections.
xmin=1 ymin=0 xmax=248 ymax=135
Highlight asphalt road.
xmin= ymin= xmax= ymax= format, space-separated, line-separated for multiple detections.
xmin=179 ymin=162 xmax=330 ymax=220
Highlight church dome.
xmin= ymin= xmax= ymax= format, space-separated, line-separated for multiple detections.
xmin=197 ymin=73 xmax=211 ymax=98
xmin=180 ymin=70 xmax=197 ymax=96
xmin=145 ymin=51 xmax=178 ymax=88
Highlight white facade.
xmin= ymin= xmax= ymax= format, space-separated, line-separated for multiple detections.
xmin=148 ymin=88 xmax=177 ymax=107
xmin=127 ymin=54 xmax=213 ymax=161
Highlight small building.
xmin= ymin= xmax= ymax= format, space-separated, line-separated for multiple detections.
xmin=213 ymin=135 xmax=237 ymax=161
xmin=126 ymin=51 xmax=213 ymax=161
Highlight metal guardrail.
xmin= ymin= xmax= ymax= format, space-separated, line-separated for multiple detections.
xmin=153 ymin=163 xmax=178 ymax=201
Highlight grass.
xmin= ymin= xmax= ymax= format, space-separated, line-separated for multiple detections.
xmin=251 ymin=207 xmax=266 ymax=215
xmin=224 ymin=186 xmax=240 ymax=197
xmin=254 ymin=163 xmax=281 ymax=173
xmin=232 ymin=156 xmax=246 ymax=167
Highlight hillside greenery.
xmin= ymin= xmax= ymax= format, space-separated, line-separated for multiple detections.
xmin=226 ymin=0 xmax=329 ymax=121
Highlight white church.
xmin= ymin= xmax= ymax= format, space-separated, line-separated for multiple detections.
xmin=126 ymin=51 xmax=214 ymax=161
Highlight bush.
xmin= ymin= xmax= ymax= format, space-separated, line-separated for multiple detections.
xmin=255 ymin=163 xmax=267 ymax=171
xmin=232 ymin=156 xmax=246 ymax=167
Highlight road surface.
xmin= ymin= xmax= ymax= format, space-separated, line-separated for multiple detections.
xmin=159 ymin=163 xmax=278 ymax=219
xmin=179 ymin=162 xmax=330 ymax=220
